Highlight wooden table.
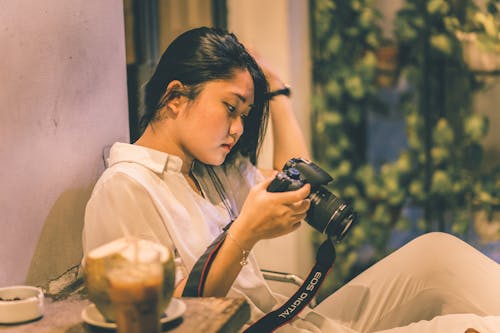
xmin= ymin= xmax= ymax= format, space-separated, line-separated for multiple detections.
xmin=0 ymin=294 xmax=250 ymax=333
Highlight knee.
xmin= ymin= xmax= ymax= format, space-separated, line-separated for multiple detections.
xmin=409 ymin=232 xmax=464 ymax=253
xmin=399 ymin=232 xmax=468 ymax=279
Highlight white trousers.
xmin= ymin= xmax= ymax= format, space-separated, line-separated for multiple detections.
xmin=309 ymin=232 xmax=500 ymax=333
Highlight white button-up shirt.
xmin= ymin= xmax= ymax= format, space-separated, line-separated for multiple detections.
xmin=83 ymin=142 xmax=281 ymax=321
xmin=82 ymin=142 xmax=355 ymax=333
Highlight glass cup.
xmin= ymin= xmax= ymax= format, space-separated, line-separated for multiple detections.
xmin=105 ymin=239 xmax=164 ymax=333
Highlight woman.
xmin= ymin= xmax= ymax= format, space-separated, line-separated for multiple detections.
xmin=83 ymin=27 xmax=500 ymax=333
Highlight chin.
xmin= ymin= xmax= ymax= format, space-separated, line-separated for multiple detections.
xmin=199 ymin=154 xmax=226 ymax=166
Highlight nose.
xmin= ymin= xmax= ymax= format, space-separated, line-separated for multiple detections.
xmin=229 ymin=116 xmax=244 ymax=138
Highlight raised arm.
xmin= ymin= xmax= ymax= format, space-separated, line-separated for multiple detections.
xmin=260 ymin=57 xmax=311 ymax=171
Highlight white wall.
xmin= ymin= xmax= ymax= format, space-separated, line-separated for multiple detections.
xmin=227 ymin=0 xmax=314 ymax=294
xmin=0 ymin=0 xmax=129 ymax=288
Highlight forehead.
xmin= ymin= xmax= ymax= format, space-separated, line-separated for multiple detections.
xmin=200 ymin=69 xmax=254 ymax=103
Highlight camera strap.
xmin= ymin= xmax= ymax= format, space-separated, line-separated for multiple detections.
xmin=183 ymin=227 xmax=336 ymax=333
xmin=182 ymin=225 xmax=230 ymax=297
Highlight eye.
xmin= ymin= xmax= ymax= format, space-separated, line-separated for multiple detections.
xmin=224 ymin=102 xmax=236 ymax=113
xmin=224 ymin=102 xmax=248 ymax=120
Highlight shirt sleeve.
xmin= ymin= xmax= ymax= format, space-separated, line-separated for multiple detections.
xmin=83 ymin=171 xmax=187 ymax=286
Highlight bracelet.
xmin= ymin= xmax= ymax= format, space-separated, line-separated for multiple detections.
xmin=265 ymin=84 xmax=291 ymax=100
xmin=227 ymin=231 xmax=250 ymax=266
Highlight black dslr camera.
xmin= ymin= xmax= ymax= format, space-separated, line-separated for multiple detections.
xmin=267 ymin=158 xmax=358 ymax=241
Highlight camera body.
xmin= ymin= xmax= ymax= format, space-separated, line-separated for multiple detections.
xmin=267 ymin=158 xmax=358 ymax=241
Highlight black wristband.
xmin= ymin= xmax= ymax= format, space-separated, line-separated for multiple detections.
xmin=265 ymin=85 xmax=291 ymax=100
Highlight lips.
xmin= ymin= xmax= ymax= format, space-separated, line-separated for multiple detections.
xmin=221 ymin=140 xmax=235 ymax=151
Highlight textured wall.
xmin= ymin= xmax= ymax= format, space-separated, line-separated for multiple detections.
xmin=0 ymin=0 xmax=129 ymax=289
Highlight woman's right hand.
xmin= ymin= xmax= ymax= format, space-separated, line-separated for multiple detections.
xmin=229 ymin=175 xmax=311 ymax=250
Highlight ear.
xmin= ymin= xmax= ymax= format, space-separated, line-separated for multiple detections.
xmin=163 ymin=80 xmax=186 ymax=115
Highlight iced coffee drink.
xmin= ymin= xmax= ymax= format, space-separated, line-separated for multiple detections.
xmin=106 ymin=243 xmax=163 ymax=333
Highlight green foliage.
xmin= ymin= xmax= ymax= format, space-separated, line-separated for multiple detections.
xmin=393 ymin=0 xmax=500 ymax=227
xmin=310 ymin=0 xmax=385 ymax=299
xmin=310 ymin=0 xmax=500 ymax=301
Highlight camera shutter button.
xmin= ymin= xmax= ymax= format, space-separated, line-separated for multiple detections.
xmin=287 ymin=168 xmax=301 ymax=179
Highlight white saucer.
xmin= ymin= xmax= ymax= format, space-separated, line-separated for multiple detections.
xmin=81 ymin=298 xmax=186 ymax=329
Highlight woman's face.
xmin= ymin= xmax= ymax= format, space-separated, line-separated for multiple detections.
xmin=176 ymin=69 xmax=255 ymax=166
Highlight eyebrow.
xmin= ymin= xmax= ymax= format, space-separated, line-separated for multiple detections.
xmin=233 ymin=92 xmax=254 ymax=110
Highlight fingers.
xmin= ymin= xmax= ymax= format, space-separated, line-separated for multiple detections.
xmin=276 ymin=183 xmax=311 ymax=204
xmin=288 ymin=198 xmax=310 ymax=212
xmin=245 ymin=175 xmax=311 ymax=238
xmin=258 ymin=175 xmax=311 ymax=205
xmin=278 ymin=198 xmax=309 ymax=230
xmin=258 ymin=173 xmax=279 ymax=188
xmin=289 ymin=200 xmax=309 ymax=223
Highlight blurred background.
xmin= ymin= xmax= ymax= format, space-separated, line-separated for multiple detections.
xmin=1 ymin=0 xmax=498 ymax=300
xmin=121 ymin=0 xmax=500 ymax=300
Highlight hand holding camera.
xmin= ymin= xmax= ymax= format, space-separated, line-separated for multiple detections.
xmin=267 ymin=157 xmax=358 ymax=241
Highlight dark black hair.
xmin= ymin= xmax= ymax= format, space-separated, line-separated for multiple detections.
xmin=141 ymin=27 xmax=269 ymax=164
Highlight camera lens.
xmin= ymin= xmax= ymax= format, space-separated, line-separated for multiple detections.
xmin=306 ymin=186 xmax=358 ymax=241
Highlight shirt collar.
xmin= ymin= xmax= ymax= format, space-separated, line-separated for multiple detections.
xmin=107 ymin=142 xmax=183 ymax=174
